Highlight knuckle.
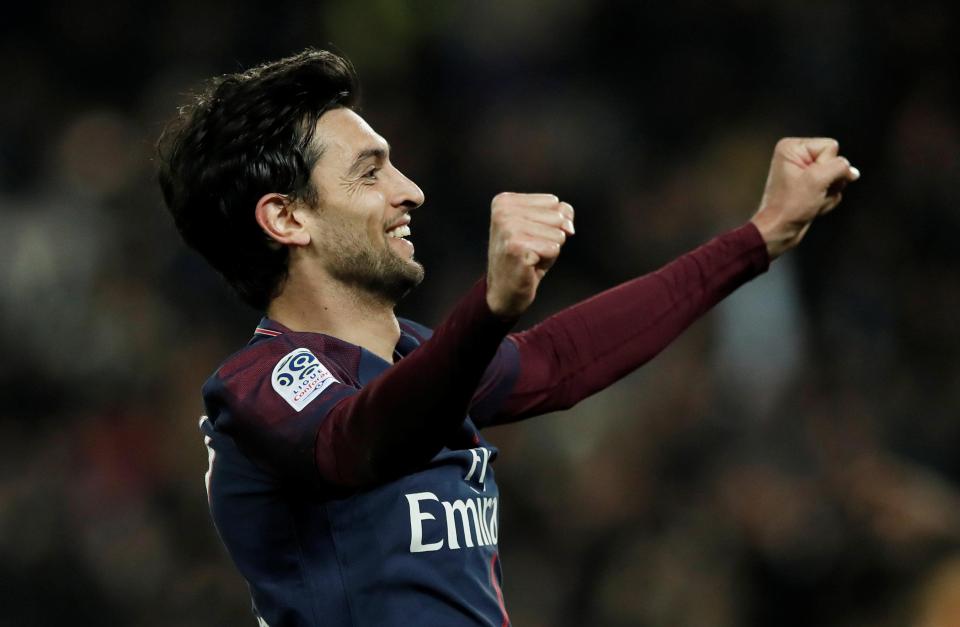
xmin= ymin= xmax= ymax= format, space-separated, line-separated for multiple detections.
xmin=505 ymin=240 xmax=525 ymax=257
xmin=542 ymin=242 xmax=561 ymax=258
xmin=804 ymin=168 xmax=827 ymax=185
xmin=530 ymin=193 xmax=558 ymax=204
xmin=491 ymin=204 xmax=513 ymax=223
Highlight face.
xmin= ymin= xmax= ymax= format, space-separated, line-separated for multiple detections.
xmin=304 ymin=108 xmax=426 ymax=303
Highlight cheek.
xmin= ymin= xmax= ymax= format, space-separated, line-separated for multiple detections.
xmin=363 ymin=192 xmax=388 ymax=238
xmin=315 ymin=188 xmax=387 ymax=246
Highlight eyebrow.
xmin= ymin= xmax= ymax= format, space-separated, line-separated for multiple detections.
xmin=347 ymin=145 xmax=389 ymax=176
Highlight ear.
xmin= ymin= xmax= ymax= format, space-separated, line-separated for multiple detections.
xmin=255 ymin=193 xmax=311 ymax=247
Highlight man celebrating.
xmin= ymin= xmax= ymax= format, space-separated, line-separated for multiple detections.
xmin=158 ymin=49 xmax=858 ymax=626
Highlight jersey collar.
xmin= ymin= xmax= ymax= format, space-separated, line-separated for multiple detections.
xmin=251 ymin=317 xmax=290 ymax=341
xmin=251 ymin=317 xmax=422 ymax=356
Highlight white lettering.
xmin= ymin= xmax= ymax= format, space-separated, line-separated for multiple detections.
xmin=406 ymin=492 xmax=500 ymax=553
xmin=201 ymin=419 xmax=215 ymax=502
xmin=464 ymin=449 xmax=481 ymax=482
xmin=406 ymin=492 xmax=444 ymax=552
xmin=463 ymin=447 xmax=491 ymax=485
xmin=442 ymin=499 xmax=480 ymax=549
xmin=477 ymin=499 xmax=489 ymax=545
xmin=478 ymin=448 xmax=490 ymax=484
xmin=478 ymin=497 xmax=492 ymax=545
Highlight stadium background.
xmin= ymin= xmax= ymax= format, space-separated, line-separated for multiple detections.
xmin=2 ymin=1 xmax=959 ymax=625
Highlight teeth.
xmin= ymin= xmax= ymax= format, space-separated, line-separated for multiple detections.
xmin=387 ymin=225 xmax=411 ymax=239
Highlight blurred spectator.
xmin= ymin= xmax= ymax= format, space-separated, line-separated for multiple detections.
xmin=913 ymin=557 xmax=960 ymax=627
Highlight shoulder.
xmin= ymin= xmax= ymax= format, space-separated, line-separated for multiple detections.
xmin=218 ymin=333 xmax=360 ymax=381
xmin=204 ymin=333 xmax=361 ymax=415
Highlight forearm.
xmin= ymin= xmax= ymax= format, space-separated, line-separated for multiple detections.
xmin=496 ymin=223 xmax=770 ymax=420
xmin=316 ymin=278 xmax=515 ymax=487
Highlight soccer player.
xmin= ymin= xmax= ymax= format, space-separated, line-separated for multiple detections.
xmin=158 ymin=49 xmax=858 ymax=626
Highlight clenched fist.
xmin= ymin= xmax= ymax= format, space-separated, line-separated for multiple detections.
xmin=486 ymin=192 xmax=575 ymax=318
xmin=751 ymin=137 xmax=860 ymax=259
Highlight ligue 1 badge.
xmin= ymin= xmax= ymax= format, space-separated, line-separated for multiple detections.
xmin=271 ymin=348 xmax=337 ymax=411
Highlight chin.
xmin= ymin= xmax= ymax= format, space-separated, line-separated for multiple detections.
xmin=391 ymin=260 xmax=425 ymax=301
xmin=326 ymin=241 xmax=425 ymax=304
xmin=404 ymin=257 xmax=425 ymax=284
xmin=364 ymin=255 xmax=424 ymax=304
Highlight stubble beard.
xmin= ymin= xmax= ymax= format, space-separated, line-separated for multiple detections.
xmin=325 ymin=230 xmax=425 ymax=305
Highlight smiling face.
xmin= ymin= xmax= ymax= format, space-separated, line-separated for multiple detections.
xmin=303 ymin=108 xmax=426 ymax=303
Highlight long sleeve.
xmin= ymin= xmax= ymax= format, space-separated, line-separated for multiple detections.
xmin=205 ymin=279 xmax=516 ymax=491
xmin=314 ymin=279 xmax=516 ymax=486
xmin=483 ymin=222 xmax=770 ymax=424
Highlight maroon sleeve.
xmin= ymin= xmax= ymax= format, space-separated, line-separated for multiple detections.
xmin=314 ymin=278 xmax=516 ymax=487
xmin=484 ymin=222 xmax=770 ymax=423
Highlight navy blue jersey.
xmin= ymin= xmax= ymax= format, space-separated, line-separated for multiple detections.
xmin=201 ymin=317 xmax=520 ymax=627
xmin=198 ymin=225 xmax=770 ymax=626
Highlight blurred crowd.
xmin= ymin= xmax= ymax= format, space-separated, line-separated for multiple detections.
xmin=2 ymin=1 xmax=959 ymax=625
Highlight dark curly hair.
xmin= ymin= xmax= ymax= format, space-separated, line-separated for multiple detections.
xmin=158 ymin=49 xmax=359 ymax=310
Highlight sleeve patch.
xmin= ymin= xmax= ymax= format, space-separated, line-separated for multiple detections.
xmin=271 ymin=348 xmax=338 ymax=412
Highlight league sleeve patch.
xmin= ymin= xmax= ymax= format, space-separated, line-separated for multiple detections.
xmin=271 ymin=348 xmax=338 ymax=412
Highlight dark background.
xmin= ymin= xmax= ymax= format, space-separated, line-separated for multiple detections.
xmin=2 ymin=1 xmax=960 ymax=625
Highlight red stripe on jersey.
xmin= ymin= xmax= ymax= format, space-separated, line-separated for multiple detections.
xmin=254 ymin=327 xmax=282 ymax=337
xmin=489 ymin=553 xmax=510 ymax=627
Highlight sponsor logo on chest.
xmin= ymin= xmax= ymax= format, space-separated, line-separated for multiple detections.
xmin=405 ymin=492 xmax=499 ymax=553
xmin=404 ymin=447 xmax=499 ymax=553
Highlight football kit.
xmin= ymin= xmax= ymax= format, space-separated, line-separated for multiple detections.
xmin=200 ymin=224 xmax=769 ymax=626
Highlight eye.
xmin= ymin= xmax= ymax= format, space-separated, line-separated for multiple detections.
xmin=362 ymin=167 xmax=380 ymax=180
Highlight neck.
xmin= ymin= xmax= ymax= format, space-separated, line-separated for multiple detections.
xmin=266 ymin=269 xmax=401 ymax=363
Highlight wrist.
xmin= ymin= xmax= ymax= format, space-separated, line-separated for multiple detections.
xmin=485 ymin=291 xmax=522 ymax=320
xmin=749 ymin=211 xmax=795 ymax=260
xmin=484 ymin=276 xmax=524 ymax=320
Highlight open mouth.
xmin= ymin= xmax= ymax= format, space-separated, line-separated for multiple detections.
xmin=385 ymin=224 xmax=411 ymax=239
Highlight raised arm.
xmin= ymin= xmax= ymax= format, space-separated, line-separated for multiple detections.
xmin=314 ymin=278 xmax=510 ymax=486
xmin=211 ymin=193 xmax=577 ymax=489
xmin=476 ymin=137 xmax=859 ymax=424
xmin=314 ymin=193 xmax=577 ymax=486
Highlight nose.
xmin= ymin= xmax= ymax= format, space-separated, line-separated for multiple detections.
xmin=390 ymin=165 xmax=425 ymax=210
